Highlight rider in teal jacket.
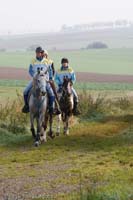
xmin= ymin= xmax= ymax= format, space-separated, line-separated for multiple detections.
xmin=55 ymin=58 xmax=80 ymax=115
xmin=22 ymin=47 xmax=56 ymax=114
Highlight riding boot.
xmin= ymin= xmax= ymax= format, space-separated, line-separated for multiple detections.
xmin=73 ymin=101 xmax=80 ymax=116
xmin=49 ymin=96 xmax=55 ymax=114
xmin=55 ymin=101 xmax=61 ymax=115
xmin=22 ymin=95 xmax=29 ymax=113
xmin=55 ymin=108 xmax=61 ymax=115
xmin=49 ymin=81 xmax=61 ymax=115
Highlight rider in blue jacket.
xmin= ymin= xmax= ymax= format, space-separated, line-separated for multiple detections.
xmin=22 ymin=47 xmax=55 ymax=114
xmin=55 ymin=58 xmax=80 ymax=115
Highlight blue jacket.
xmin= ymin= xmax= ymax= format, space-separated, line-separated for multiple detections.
xmin=29 ymin=57 xmax=53 ymax=80
xmin=55 ymin=66 xmax=76 ymax=86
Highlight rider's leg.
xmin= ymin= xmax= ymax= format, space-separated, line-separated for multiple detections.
xmin=72 ymin=87 xmax=80 ymax=115
xmin=22 ymin=81 xmax=32 ymax=113
xmin=49 ymin=81 xmax=61 ymax=114
xmin=47 ymin=83 xmax=61 ymax=115
xmin=46 ymin=83 xmax=55 ymax=114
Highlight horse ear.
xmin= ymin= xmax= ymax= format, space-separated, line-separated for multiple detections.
xmin=66 ymin=76 xmax=69 ymax=81
xmin=37 ymin=67 xmax=40 ymax=74
xmin=45 ymin=69 xmax=48 ymax=74
xmin=63 ymin=76 xmax=67 ymax=81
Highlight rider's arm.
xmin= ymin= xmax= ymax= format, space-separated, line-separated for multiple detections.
xmin=48 ymin=65 xmax=53 ymax=81
xmin=29 ymin=64 xmax=34 ymax=77
xmin=55 ymin=72 xmax=60 ymax=86
xmin=71 ymin=71 xmax=76 ymax=84
xmin=51 ymin=63 xmax=55 ymax=77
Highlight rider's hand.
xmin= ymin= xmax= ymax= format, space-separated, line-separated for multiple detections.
xmin=58 ymin=85 xmax=62 ymax=93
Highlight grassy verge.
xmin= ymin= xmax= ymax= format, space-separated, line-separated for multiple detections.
xmin=0 ymin=120 xmax=133 ymax=199
xmin=0 ymin=90 xmax=133 ymax=199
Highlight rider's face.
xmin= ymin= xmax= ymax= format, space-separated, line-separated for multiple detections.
xmin=41 ymin=52 xmax=47 ymax=59
xmin=36 ymin=52 xmax=42 ymax=58
xmin=62 ymin=62 xmax=68 ymax=68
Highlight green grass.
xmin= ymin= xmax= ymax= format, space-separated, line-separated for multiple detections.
xmin=0 ymin=81 xmax=133 ymax=199
xmin=1 ymin=79 xmax=133 ymax=91
xmin=1 ymin=80 xmax=133 ymax=105
xmin=0 ymin=120 xmax=133 ymax=199
xmin=0 ymin=79 xmax=28 ymax=87
xmin=0 ymin=48 xmax=133 ymax=75
xmin=0 ymin=85 xmax=23 ymax=103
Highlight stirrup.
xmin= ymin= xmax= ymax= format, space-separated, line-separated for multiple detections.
xmin=22 ymin=105 xmax=29 ymax=113
xmin=55 ymin=109 xmax=61 ymax=115
xmin=73 ymin=109 xmax=80 ymax=116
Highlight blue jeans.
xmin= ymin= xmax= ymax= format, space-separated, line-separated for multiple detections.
xmin=24 ymin=81 xmax=32 ymax=96
xmin=23 ymin=81 xmax=55 ymax=106
xmin=23 ymin=81 xmax=54 ymax=97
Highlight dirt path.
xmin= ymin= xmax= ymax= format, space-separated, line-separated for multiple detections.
xmin=1 ymin=67 xmax=133 ymax=83
xmin=0 ymin=160 xmax=78 ymax=200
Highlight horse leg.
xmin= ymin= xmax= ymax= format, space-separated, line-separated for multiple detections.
xmin=56 ymin=114 xmax=62 ymax=136
xmin=64 ymin=115 xmax=69 ymax=136
xmin=30 ymin=113 xmax=36 ymax=139
xmin=66 ymin=116 xmax=69 ymax=135
xmin=48 ymin=113 xmax=55 ymax=139
xmin=43 ymin=113 xmax=48 ymax=128
xmin=34 ymin=117 xmax=41 ymax=147
xmin=41 ymin=114 xmax=48 ymax=143
xmin=62 ymin=113 xmax=67 ymax=135
xmin=40 ymin=126 xmax=47 ymax=143
xmin=63 ymin=114 xmax=67 ymax=135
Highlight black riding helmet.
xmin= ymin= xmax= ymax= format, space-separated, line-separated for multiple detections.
xmin=61 ymin=58 xmax=69 ymax=64
xmin=36 ymin=46 xmax=43 ymax=53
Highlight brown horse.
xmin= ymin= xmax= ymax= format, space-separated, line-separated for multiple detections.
xmin=56 ymin=77 xmax=74 ymax=136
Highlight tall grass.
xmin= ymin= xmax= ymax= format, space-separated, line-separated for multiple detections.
xmin=0 ymin=92 xmax=29 ymax=134
xmin=0 ymin=90 xmax=133 ymax=134
xmin=79 ymin=90 xmax=133 ymax=121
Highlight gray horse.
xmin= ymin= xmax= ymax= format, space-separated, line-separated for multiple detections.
xmin=29 ymin=69 xmax=48 ymax=147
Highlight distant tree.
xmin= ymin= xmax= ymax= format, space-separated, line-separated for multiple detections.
xmin=86 ymin=42 xmax=108 ymax=49
xmin=0 ymin=48 xmax=6 ymax=52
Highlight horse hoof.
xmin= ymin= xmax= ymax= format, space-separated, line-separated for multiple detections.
xmin=48 ymin=132 xmax=55 ymax=139
xmin=34 ymin=141 xmax=39 ymax=147
xmin=50 ymin=135 xmax=55 ymax=139
xmin=48 ymin=134 xmax=55 ymax=139
xmin=40 ymin=136 xmax=47 ymax=143
xmin=32 ymin=135 xmax=36 ymax=139
xmin=56 ymin=132 xmax=60 ymax=136
xmin=64 ymin=131 xmax=69 ymax=136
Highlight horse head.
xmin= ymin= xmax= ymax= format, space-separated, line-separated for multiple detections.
xmin=62 ymin=76 xmax=73 ymax=96
xmin=33 ymin=70 xmax=48 ymax=96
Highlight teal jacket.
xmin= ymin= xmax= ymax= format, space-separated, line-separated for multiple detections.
xmin=55 ymin=66 xmax=76 ymax=86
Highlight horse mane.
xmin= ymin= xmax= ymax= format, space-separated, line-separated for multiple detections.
xmin=63 ymin=77 xmax=73 ymax=87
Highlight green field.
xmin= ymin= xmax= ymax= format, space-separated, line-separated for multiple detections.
xmin=1 ymin=79 xmax=133 ymax=104
xmin=0 ymin=43 xmax=133 ymax=199
xmin=0 ymin=48 xmax=133 ymax=75
xmin=0 ymin=84 xmax=133 ymax=199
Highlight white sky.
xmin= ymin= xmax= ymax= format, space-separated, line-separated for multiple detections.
xmin=0 ymin=0 xmax=133 ymax=34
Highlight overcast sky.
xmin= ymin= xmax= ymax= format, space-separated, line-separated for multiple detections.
xmin=0 ymin=0 xmax=132 ymax=34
